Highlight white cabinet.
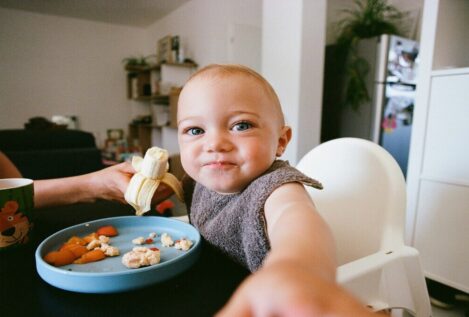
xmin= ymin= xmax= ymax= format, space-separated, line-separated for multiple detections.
xmin=414 ymin=180 xmax=469 ymax=292
xmin=406 ymin=0 xmax=469 ymax=293
xmin=412 ymin=69 xmax=469 ymax=292
xmin=421 ymin=71 xmax=469 ymax=182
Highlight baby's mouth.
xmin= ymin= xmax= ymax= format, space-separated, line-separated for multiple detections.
xmin=203 ymin=161 xmax=237 ymax=169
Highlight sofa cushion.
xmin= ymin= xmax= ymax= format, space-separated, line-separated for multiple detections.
xmin=0 ymin=129 xmax=103 ymax=179
xmin=0 ymin=129 xmax=97 ymax=151
xmin=5 ymin=148 xmax=103 ymax=180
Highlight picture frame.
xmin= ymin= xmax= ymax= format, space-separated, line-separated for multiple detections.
xmin=157 ymin=35 xmax=173 ymax=64
xmin=107 ymin=129 xmax=124 ymax=140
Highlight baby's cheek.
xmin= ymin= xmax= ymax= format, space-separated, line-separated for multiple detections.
xmin=180 ymin=154 xmax=197 ymax=179
xmin=179 ymin=154 xmax=191 ymax=172
xmin=244 ymin=144 xmax=276 ymax=164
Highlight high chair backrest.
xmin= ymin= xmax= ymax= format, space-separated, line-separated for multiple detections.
xmin=297 ymin=138 xmax=406 ymax=265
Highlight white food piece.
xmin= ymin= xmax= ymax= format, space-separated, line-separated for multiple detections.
xmin=86 ymin=239 xmax=101 ymax=250
xmin=140 ymin=147 xmax=169 ymax=179
xmin=98 ymin=235 xmax=110 ymax=243
xmin=174 ymin=238 xmax=193 ymax=251
xmin=148 ymin=232 xmax=157 ymax=239
xmin=161 ymin=233 xmax=174 ymax=247
xmin=100 ymin=243 xmax=120 ymax=256
xmin=132 ymin=236 xmax=145 ymax=245
xmin=124 ymin=147 xmax=184 ymax=216
xmin=121 ymin=246 xmax=161 ymax=269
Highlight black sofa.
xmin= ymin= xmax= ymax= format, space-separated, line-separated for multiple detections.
xmin=0 ymin=129 xmax=104 ymax=180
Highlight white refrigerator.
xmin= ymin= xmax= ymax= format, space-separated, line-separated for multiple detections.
xmin=338 ymin=34 xmax=419 ymax=176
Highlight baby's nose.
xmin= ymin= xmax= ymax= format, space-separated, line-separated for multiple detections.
xmin=205 ymin=132 xmax=233 ymax=152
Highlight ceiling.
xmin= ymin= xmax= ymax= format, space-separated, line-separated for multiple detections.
xmin=0 ymin=0 xmax=191 ymax=27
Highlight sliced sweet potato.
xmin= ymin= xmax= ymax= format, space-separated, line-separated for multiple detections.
xmin=66 ymin=236 xmax=87 ymax=246
xmin=96 ymin=225 xmax=118 ymax=237
xmin=44 ymin=249 xmax=76 ymax=266
xmin=83 ymin=232 xmax=98 ymax=243
xmin=74 ymin=249 xmax=106 ymax=264
xmin=54 ymin=249 xmax=77 ymax=266
xmin=60 ymin=243 xmax=88 ymax=258
xmin=44 ymin=250 xmax=59 ymax=265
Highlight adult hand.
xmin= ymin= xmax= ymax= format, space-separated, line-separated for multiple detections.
xmin=90 ymin=162 xmax=175 ymax=205
xmin=88 ymin=162 xmax=135 ymax=204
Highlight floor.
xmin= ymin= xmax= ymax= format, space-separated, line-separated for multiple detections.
xmin=428 ymin=279 xmax=468 ymax=317
xmin=395 ymin=303 xmax=467 ymax=316
xmin=400 ymin=279 xmax=469 ymax=317
xmin=431 ymin=304 xmax=467 ymax=317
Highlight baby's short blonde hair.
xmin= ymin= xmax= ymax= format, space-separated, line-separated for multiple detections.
xmin=184 ymin=64 xmax=285 ymax=125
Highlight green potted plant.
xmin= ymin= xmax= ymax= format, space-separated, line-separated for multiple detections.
xmin=122 ymin=56 xmax=147 ymax=71
xmin=334 ymin=0 xmax=408 ymax=111
xmin=122 ymin=54 xmax=157 ymax=71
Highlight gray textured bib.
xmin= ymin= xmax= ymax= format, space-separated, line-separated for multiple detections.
xmin=183 ymin=160 xmax=322 ymax=272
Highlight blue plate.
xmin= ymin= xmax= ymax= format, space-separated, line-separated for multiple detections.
xmin=35 ymin=216 xmax=201 ymax=293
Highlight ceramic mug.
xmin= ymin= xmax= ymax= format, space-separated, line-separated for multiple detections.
xmin=0 ymin=178 xmax=34 ymax=251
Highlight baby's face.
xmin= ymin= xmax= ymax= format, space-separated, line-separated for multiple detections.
xmin=177 ymin=74 xmax=287 ymax=193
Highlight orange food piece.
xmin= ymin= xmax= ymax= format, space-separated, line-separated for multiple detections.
xmin=54 ymin=249 xmax=77 ymax=266
xmin=74 ymin=249 xmax=106 ymax=264
xmin=60 ymin=243 xmax=88 ymax=258
xmin=43 ymin=225 xmax=118 ymax=266
xmin=83 ymin=232 xmax=98 ymax=243
xmin=66 ymin=236 xmax=87 ymax=246
xmin=44 ymin=250 xmax=59 ymax=264
xmin=44 ymin=249 xmax=76 ymax=266
xmin=96 ymin=225 xmax=118 ymax=237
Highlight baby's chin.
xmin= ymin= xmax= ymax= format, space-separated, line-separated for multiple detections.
xmin=199 ymin=180 xmax=246 ymax=195
xmin=208 ymin=185 xmax=243 ymax=195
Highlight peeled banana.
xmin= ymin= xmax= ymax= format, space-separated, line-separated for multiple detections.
xmin=125 ymin=147 xmax=184 ymax=216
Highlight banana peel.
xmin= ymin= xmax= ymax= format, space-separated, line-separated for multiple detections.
xmin=125 ymin=147 xmax=184 ymax=215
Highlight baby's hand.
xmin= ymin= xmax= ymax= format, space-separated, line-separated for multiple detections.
xmin=216 ymin=260 xmax=382 ymax=317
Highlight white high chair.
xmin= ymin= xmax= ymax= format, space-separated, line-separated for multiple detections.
xmin=297 ymin=138 xmax=432 ymax=316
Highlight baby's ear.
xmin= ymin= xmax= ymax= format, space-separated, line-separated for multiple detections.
xmin=276 ymin=126 xmax=292 ymax=157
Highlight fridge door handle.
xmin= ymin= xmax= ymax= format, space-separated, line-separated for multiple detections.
xmin=371 ymin=83 xmax=385 ymax=143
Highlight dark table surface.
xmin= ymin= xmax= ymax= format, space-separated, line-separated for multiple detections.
xmin=0 ymin=201 xmax=249 ymax=317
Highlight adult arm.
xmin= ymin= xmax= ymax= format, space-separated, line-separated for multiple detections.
xmin=1 ymin=151 xmax=173 ymax=209
xmin=0 ymin=152 xmax=22 ymax=178
xmin=33 ymin=162 xmax=134 ymax=208
xmin=33 ymin=162 xmax=174 ymax=209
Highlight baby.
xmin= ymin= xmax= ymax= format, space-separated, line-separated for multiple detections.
xmin=175 ymin=64 xmax=377 ymax=316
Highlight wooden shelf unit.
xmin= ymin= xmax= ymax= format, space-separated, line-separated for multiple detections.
xmin=125 ymin=62 xmax=197 ymax=154
xmin=126 ymin=62 xmax=196 ymax=100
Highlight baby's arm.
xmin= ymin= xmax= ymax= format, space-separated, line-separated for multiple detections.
xmin=217 ymin=182 xmax=379 ymax=316
xmin=263 ymin=182 xmax=336 ymax=281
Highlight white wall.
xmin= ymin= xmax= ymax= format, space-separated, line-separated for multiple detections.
xmin=0 ymin=1 xmax=262 ymax=146
xmin=433 ymin=0 xmax=469 ymax=69
xmin=144 ymin=0 xmax=262 ymax=68
xmin=0 ymin=8 xmax=146 ymax=144
xmin=262 ymin=0 xmax=326 ymax=164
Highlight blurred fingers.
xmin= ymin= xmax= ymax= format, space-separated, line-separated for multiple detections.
xmin=215 ymin=291 xmax=253 ymax=317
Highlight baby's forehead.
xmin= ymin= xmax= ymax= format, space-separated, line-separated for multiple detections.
xmin=184 ymin=73 xmax=276 ymax=105
xmin=188 ymin=71 xmax=261 ymax=89
xmin=179 ymin=70 xmax=285 ymax=124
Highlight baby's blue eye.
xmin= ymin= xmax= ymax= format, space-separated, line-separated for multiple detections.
xmin=233 ymin=122 xmax=252 ymax=131
xmin=187 ymin=127 xmax=204 ymax=136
